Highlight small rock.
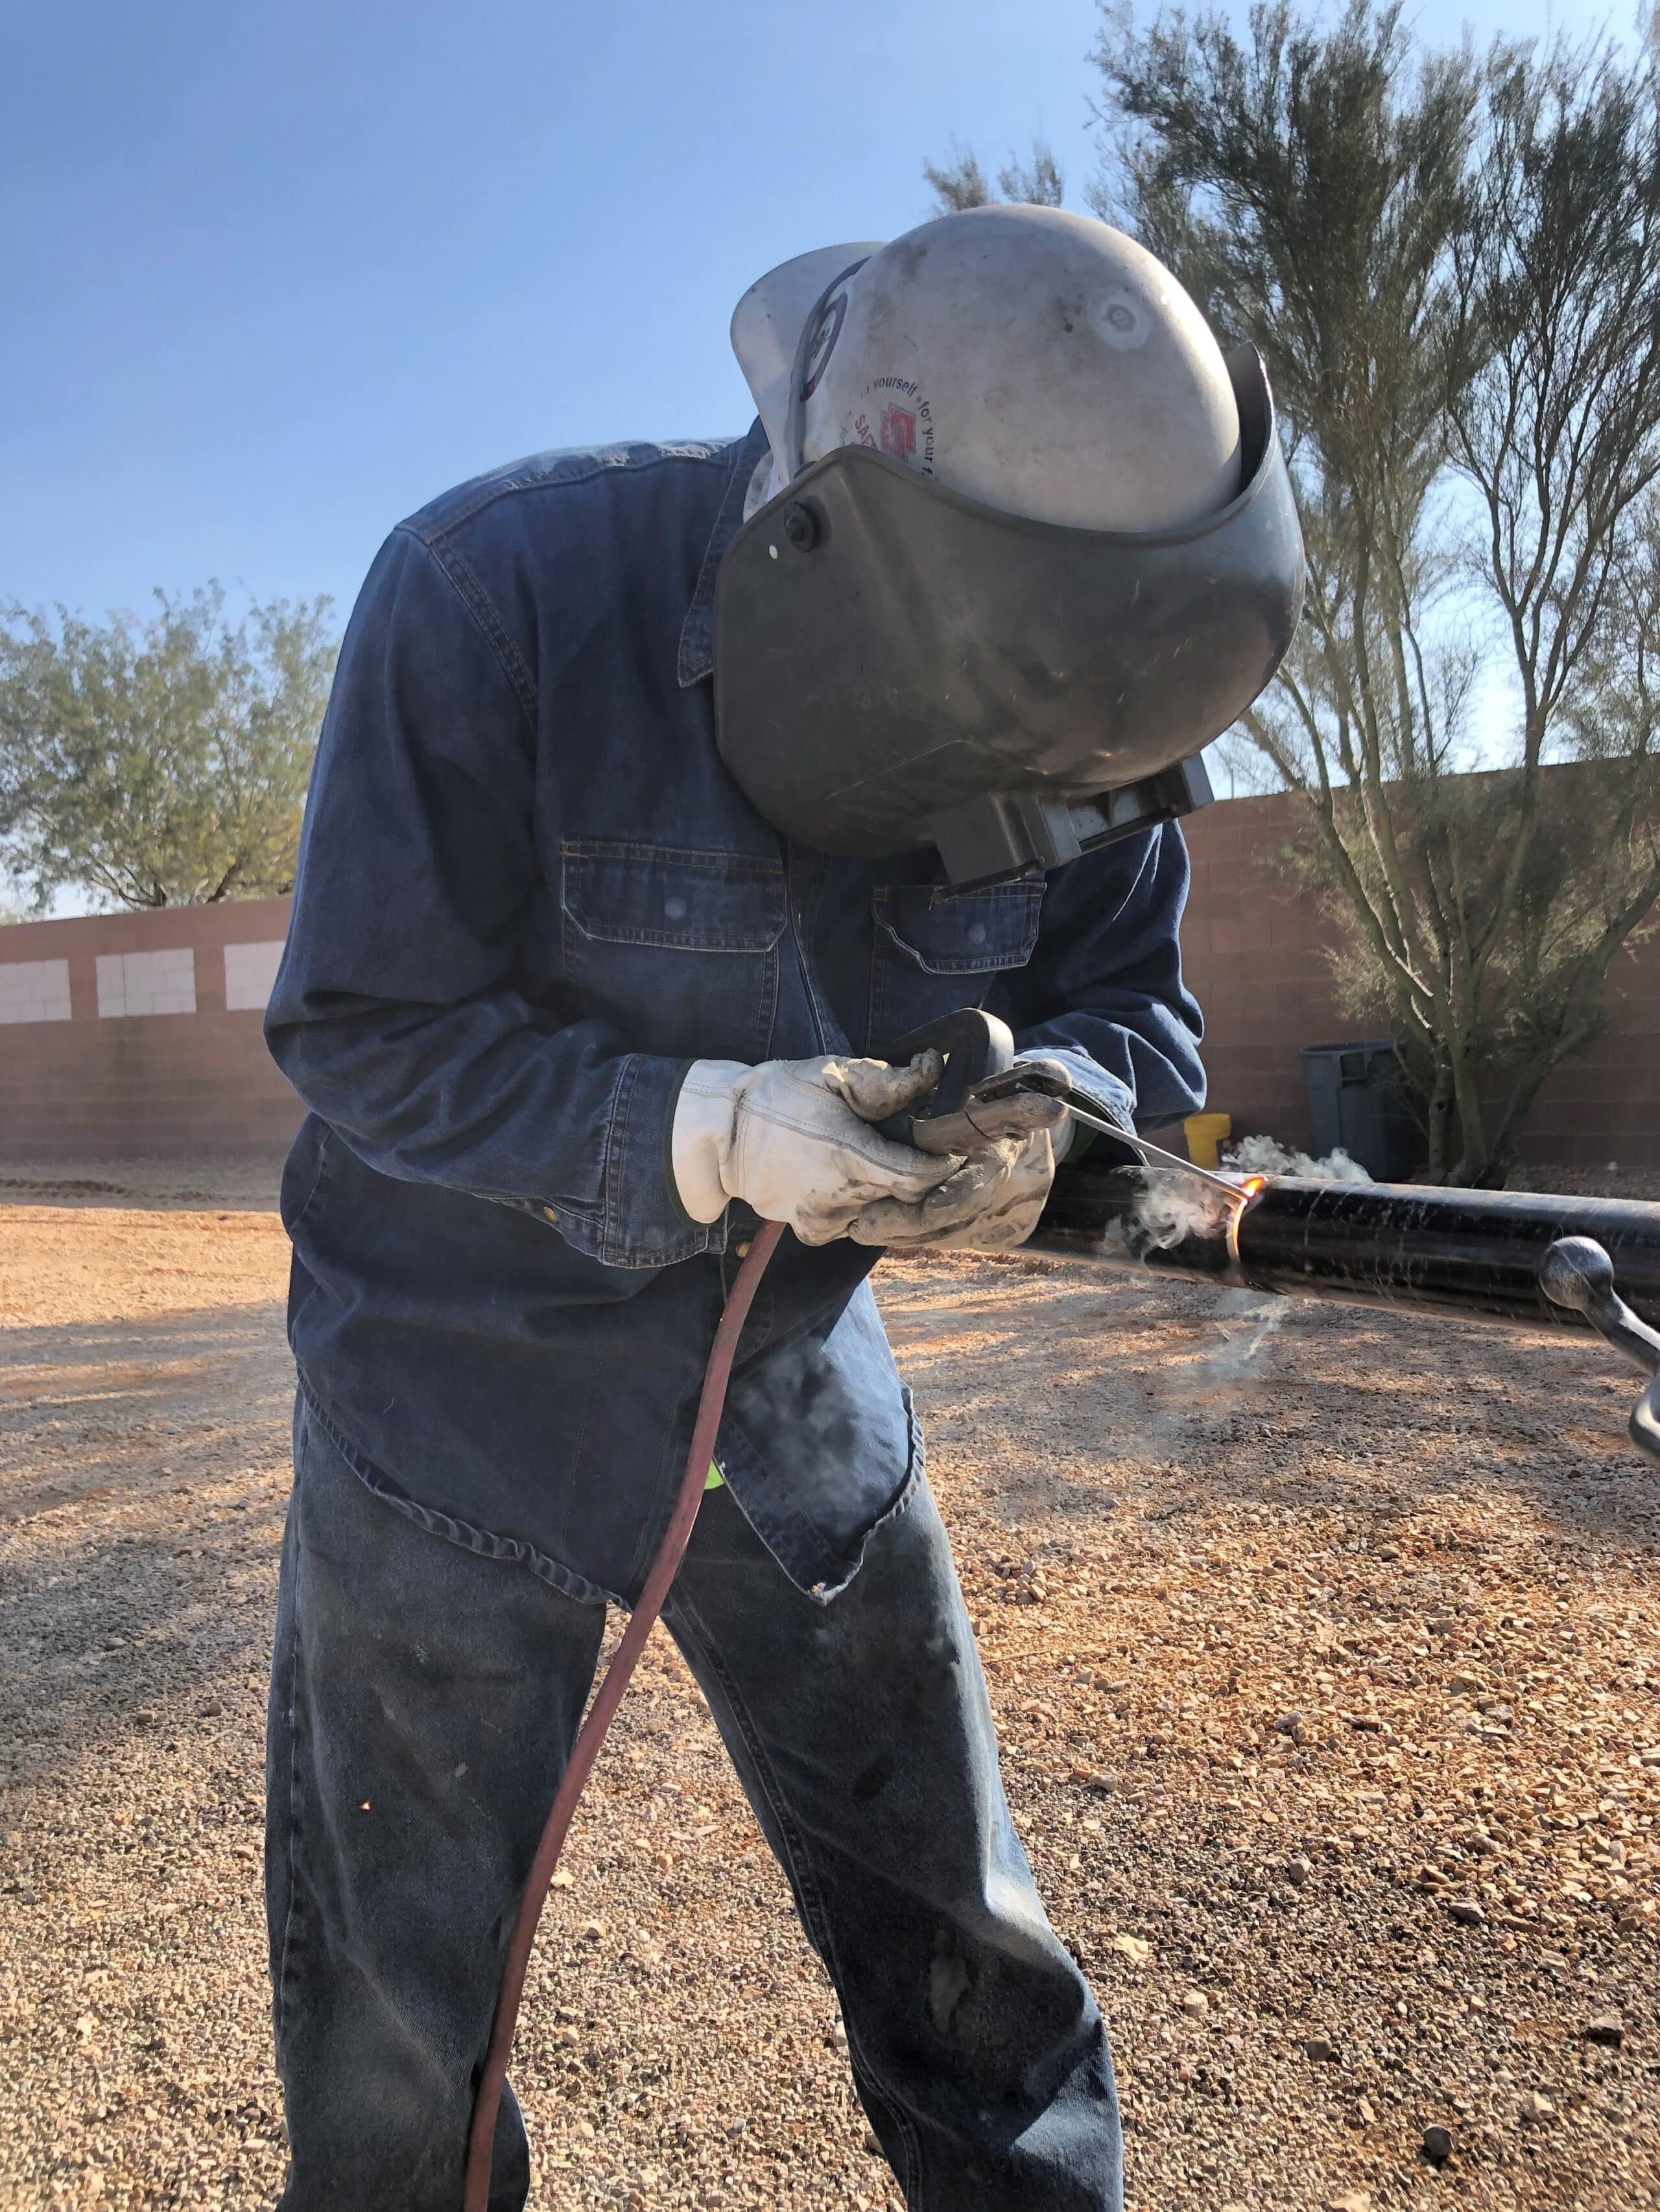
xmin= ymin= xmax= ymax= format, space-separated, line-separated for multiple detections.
xmin=198 ymin=1698 xmax=223 ymax=1718
xmin=1447 ymin=1899 xmax=1486 ymax=1926
xmin=1329 ymin=2192 xmax=1373 ymax=2212
xmin=1304 ymin=2034 xmax=1340 ymax=2063
xmin=1352 ymin=2097 xmax=1376 ymax=2128
xmin=862 ymin=2129 xmax=882 ymax=2156
xmin=1422 ymin=2123 xmax=1454 ymax=2165
xmin=1584 ymin=2012 xmax=1624 ymax=2047
xmin=1273 ymin=1713 xmax=1309 ymax=1745
xmin=579 ymin=1919 xmax=607 ymax=1942
xmin=1180 ymin=1990 xmax=1209 ymax=2021
xmin=1286 ymin=1855 xmax=1312 ymax=1888
xmin=1518 ymin=2089 xmax=1554 ymax=2127
xmin=1109 ymin=1933 xmax=1152 ymax=1966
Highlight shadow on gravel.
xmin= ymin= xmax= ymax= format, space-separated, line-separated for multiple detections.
xmin=0 ymin=1302 xmax=292 ymax=1516
xmin=884 ymin=1265 xmax=1660 ymax=1554
xmin=0 ymin=1300 xmax=294 ymax=1785
xmin=0 ymin=1160 xmax=285 ymax=1211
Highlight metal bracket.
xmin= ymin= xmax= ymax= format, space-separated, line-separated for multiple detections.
xmin=928 ymin=756 xmax=1216 ymax=888
xmin=1539 ymin=1236 xmax=1660 ymax=1463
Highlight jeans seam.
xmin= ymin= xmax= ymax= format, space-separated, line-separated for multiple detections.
xmin=665 ymin=1583 xmax=927 ymax=2205
xmin=272 ymin=1520 xmax=305 ymax=2062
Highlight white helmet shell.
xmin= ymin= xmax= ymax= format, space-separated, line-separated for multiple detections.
xmin=733 ymin=206 xmax=1242 ymax=534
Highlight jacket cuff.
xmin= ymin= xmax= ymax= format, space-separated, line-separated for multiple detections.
xmin=513 ymin=1054 xmax=732 ymax=1269
xmin=604 ymin=1052 xmax=737 ymax=1266
xmin=1015 ymin=1048 xmax=1133 ymax=1166
xmin=1016 ymin=1046 xmax=1133 ymax=1118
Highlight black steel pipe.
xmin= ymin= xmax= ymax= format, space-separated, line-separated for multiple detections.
xmin=1032 ymin=1161 xmax=1660 ymax=1335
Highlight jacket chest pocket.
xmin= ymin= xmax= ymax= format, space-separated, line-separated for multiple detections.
xmin=869 ymin=879 xmax=1045 ymax=1041
xmin=561 ymin=841 xmax=787 ymax=1063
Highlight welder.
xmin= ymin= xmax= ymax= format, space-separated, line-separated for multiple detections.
xmin=263 ymin=204 xmax=1303 ymax=2210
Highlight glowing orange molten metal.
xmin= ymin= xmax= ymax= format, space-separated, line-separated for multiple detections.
xmin=1225 ymin=1174 xmax=1268 ymax=1265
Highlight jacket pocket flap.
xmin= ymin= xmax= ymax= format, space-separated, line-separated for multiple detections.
xmin=872 ymin=880 xmax=1045 ymax=974
xmin=562 ymin=842 xmax=787 ymax=952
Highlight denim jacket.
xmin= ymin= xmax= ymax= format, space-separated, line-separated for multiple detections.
xmin=266 ymin=422 xmax=1205 ymax=1606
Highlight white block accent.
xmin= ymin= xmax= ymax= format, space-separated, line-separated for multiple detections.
xmin=0 ymin=958 xmax=73 ymax=1024
xmin=96 ymin=947 xmax=197 ymax=1018
xmin=223 ymin=939 xmax=286 ymax=1013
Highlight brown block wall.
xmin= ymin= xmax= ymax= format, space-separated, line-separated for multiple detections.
xmin=1180 ymin=792 xmax=1660 ymax=1170
xmin=0 ymin=799 xmax=1653 ymax=1168
xmin=0 ymin=898 xmax=303 ymax=1161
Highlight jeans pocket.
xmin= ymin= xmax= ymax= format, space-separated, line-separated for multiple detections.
xmin=560 ymin=840 xmax=787 ymax=1061
xmin=869 ymin=877 xmax=1045 ymax=1041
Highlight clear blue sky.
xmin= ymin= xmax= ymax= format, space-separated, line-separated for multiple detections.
xmin=1 ymin=0 xmax=1606 ymax=628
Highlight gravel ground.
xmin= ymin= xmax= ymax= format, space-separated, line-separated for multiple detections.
xmin=2 ymin=1160 xmax=1658 ymax=2211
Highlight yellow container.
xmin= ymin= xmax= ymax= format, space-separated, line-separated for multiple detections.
xmin=1183 ymin=1112 xmax=1233 ymax=1170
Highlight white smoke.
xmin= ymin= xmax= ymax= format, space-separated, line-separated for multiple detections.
xmin=1197 ymin=1288 xmax=1286 ymax=1381
xmin=1223 ymin=1134 xmax=1373 ymax=1182
xmin=1132 ymin=1168 xmax=1241 ymax=1251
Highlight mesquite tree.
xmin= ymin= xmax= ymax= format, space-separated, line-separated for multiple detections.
xmin=0 ymin=585 xmax=335 ymax=910
xmin=925 ymin=139 xmax=1066 ymax=211
xmin=1093 ymin=4 xmax=1660 ymax=1184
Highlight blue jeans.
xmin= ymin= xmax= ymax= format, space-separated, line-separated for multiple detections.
xmin=267 ymin=1396 xmax=1122 ymax=2209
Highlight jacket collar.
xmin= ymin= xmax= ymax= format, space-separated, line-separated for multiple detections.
xmin=678 ymin=417 xmax=772 ymax=688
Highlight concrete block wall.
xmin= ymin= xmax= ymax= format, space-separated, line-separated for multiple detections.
xmin=0 ymin=795 xmax=1652 ymax=1166
xmin=0 ymin=897 xmax=302 ymax=1160
xmin=1180 ymin=793 xmax=1660 ymax=1170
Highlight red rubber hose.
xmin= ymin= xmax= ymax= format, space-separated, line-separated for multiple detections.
xmin=462 ymin=1218 xmax=786 ymax=2211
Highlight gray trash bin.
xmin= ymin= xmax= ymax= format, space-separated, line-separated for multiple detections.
xmin=1299 ymin=1041 xmax=1416 ymax=1181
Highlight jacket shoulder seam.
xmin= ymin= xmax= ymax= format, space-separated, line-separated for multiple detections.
xmin=407 ymin=447 xmax=736 ymax=543
xmin=399 ymin=526 xmax=538 ymax=736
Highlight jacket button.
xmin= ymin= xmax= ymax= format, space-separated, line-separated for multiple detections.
xmin=542 ymin=1206 xmax=559 ymax=1224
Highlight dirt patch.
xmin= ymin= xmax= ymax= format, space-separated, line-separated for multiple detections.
xmin=2 ymin=1170 xmax=1657 ymax=2211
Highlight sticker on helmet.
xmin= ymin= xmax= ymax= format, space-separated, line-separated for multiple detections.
xmin=881 ymin=405 xmax=916 ymax=461
xmin=846 ymin=375 xmax=936 ymax=473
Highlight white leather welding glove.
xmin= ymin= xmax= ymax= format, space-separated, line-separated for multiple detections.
xmin=849 ymin=1127 xmax=1061 ymax=1251
xmin=672 ymin=1052 xmax=960 ymax=1245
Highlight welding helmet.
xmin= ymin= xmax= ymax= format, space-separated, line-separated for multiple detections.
xmin=718 ymin=206 xmax=1304 ymax=885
